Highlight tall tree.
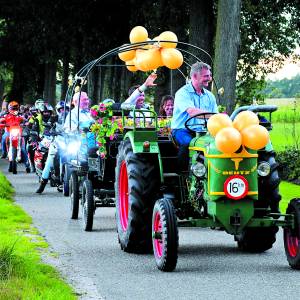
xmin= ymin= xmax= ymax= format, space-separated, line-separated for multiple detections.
xmin=214 ymin=0 xmax=242 ymax=113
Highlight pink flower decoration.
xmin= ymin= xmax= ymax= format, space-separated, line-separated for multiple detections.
xmin=109 ymin=134 xmax=115 ymax=140
xmin=98 ymin=118 xmax=103 ymax=124
xmin=100 ymin=152 xmax=106 ymax=159
xmin=90 ymin=109 xmax=98 ymax=117
xmin=97 ymin=142 xmax=103 ymax=147
xmin=99 ymin=103 xmax=106 ymax=112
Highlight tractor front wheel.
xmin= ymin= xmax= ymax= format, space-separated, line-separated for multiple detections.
xmin=284 ymin=198 xmax=300 ymax=269
xmin=235 ymin=226 xmax=278 ymax=253
xmin=152 ymin=198 xmax=178 ymax=272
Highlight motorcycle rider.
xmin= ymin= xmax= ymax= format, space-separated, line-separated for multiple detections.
xmin=36 ymin=101 xmax=70 ymax=193
xmin=27 ymin=100 xmax=55 ymax=172
xmin=0 ymin=101 xmax=30 ymax=173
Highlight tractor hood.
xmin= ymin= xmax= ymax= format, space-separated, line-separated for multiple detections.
xmin=189 ymin=134 xmax=258 ymax=202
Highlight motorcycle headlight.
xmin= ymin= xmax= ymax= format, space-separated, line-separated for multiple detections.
xmin=10 ymin=128 xmax=20 ymax=136
xmin=67 ymin=140 xmax=81 ymax=155
xmin=257 ymin=161 xmax=271 ymax=176
xmin=191 ymin=162 xmax=206 ymax=178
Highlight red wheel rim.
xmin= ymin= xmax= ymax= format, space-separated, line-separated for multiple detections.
xmin=119 ymin=161 xmax=129 ymax=231
xmin=286 ymin=230 xmax=299 ymax=257
xmin=153 ymin=210 xmax=163 ymax=258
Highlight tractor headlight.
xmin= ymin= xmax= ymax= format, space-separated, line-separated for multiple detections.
xmin=191 ymin=162 xmax=206 ymax=178
xmin=257 ymin=161 xmax=271 ymax=176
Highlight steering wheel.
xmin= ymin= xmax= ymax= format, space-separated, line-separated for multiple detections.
xmin=184 ymin=112 xmax=216 ymax=133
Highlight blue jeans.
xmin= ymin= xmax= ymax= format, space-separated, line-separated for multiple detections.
xmin=172 ymin=129 xmax=194 ymax=172
xmin=1 ymin=131 xmax=9 ymax=154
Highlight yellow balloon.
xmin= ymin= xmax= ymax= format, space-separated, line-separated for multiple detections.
xmin=241 ymin=124 xmax=269 ymax=150
xmin=161 ymin=48 xmax=183 ymax=69
xmin=215 ymin=127 xmax=242 ymax=153
xmin=233 ymin=111 xmax=259 ymax=132
xmin=126 ymin=58 xmax=138 ymax=72
xmin=159 ymin=31 xmax=178 ymax=48
xmin=129 ymin=26 xmax=148 ymax=44
xmin=207 ymin=113 xmax=233 ymax=137
xmin=118 ymin=45 xmax=136 ymax=62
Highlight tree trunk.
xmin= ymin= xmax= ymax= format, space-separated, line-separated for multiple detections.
xmin=61 ymin=52 xmax=70 ymax=101
xmin=10 ymin=64 xmax=25 ymax=103
xmin=44 ymin=61 xmax=57 ymax=106
xmin=0 ymin=80 xmax=4 ymax=103
xmin=213 ymin=0 xmax=242 ymax=114
xmin=189 ymin=0 xmax=215 ymax=65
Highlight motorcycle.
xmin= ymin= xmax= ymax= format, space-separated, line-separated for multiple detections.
xmin=34 ymin=128 xmax=63 ymax=191
xmin=1 ymin=124 xmax=25 ymax=174
xmin=34 ymin=133 xmax=52 ymax=178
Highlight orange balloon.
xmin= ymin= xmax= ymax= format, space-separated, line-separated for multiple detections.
xmin=146 ymin=48 xmax=163 ymax=70
xmin=159 ymin=31 xmax=178 ymax=48
xmin=215 ymin=127 xmax=242 ymax=153
xmin=233 ymin=111 xmax=259 ymax=132
xmin=207 ymin=113 xmax=232 ymax=137
xmin=118 ymin=45 xmax=136 ymax=62
xmin=241 ymin=124 xmax=269 ymax=150
xmin=126 ymin=59 xmax=138 ymax=72
xmin=161 ymin=48 xmax=183 ymax=69
xmin=129 ymin=26 xmax=148 ymax=43
xmin=135 ymin=49 xmax=151 ymax=72
xmin=135 ymin=48 xmax=162 ymax=72
xmin=141 ymin=38 xmax=153 ymax=50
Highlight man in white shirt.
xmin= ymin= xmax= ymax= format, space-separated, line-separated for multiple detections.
xmin=64 ymin=91 xmax=94 ymax=132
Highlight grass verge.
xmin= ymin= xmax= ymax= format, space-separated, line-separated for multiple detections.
xmin=0 ymin=172 xmax=76 ymax=300
xmin=279 ymin=181 xmax=300 ymax=213
xmin=270 ymin=122 xmax=300 ymax=151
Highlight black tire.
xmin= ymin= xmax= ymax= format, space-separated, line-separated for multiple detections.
xmin=50 ymin=176 xmax=56 ymax=187
xmin=115 ymin=139 xmax=160 ymax=253
xmin=70 ymin=171 xmax=79 ymax=219
xmin=236 ymin=226 xmax=278 ymax=253
xmin=257 ymin=151 xmax=281 ymax=214
xmin=152 ymin=198 xmax=178 ymax=272
xmin=82 ymin=179 xmax=94 ymax=231
xmin=12 ymin=148 xmax=17 ymax=174
xmin=63 ymin=164 xmax=70 ymax=196
xmin=284 ymin=198 xmax=300 ymax=269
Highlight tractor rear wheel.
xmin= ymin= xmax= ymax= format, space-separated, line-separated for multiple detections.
xmin=235 ymin=226 xmax=278 ymax=252
xmin=284 ymin=198 xmax=300 ymax=269
xmin=115 ymin=139 xmax=159 ymax=253
xmin=152 ymin=198 xmax=178 ymax=272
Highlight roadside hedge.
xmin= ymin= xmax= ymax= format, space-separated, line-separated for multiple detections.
xmin=276 ymin=147 xmax=300 ymax=184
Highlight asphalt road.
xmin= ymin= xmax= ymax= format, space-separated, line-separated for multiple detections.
xmin=1 ymin=159 xmax=300 ymax=300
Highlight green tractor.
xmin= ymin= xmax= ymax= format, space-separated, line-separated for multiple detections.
xmin=115 ymin=105 xmax=300 ymax=272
